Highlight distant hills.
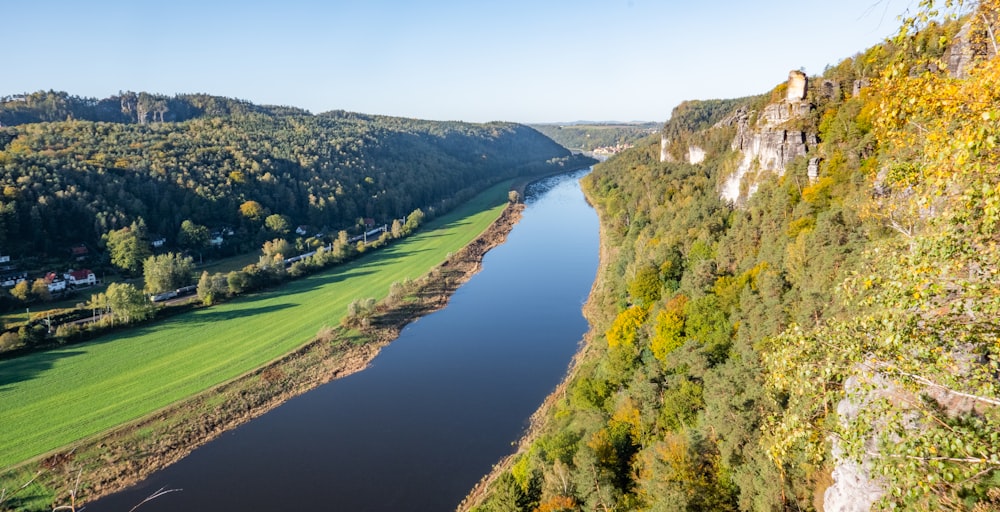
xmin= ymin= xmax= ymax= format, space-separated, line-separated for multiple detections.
xmin=529 ymin=122 xmax=659 ymax=152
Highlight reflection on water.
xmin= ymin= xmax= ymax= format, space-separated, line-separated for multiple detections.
xmin=92 ymin=168 xmax=598 ymax=512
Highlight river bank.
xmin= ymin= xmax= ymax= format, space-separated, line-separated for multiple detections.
xmin=3 ymin=199 xmax=525 ymax=510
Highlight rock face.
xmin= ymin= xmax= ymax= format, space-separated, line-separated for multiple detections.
xmin=852 ymin=79 xmax=870 ymax=98
xmin=721 ymin=97 xmax=816 ymax=203
xmin=808 ymin=157 xmax=821 ymax=182
xmin=687 ymin=145 xmax=706 ymax=164
xmin=824 ymin=374 xmax=887 ymax=512
xmin=787 ymin=70 xmax=808 ymax=101
xmin=660 ymin=133 xmax=673 ymax=163
xmin=947 ymin=21 xmax=977 ymax=78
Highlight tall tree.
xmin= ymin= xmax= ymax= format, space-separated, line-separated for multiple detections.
xmin=105 ymin=282 xmax=152 ymax=325
xmin=264 ymin=214 xmax=291 ymax=235
xmin=177 ymin=220 xmax=209 ymax=251
xmin=105 ymin=219 xmax=152 ymax=275
xmin=143 ymin=253 xmax=195 ymax=294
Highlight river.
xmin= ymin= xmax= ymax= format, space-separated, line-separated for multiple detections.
xmin=91 ymin=168 xmax=599 ymax=511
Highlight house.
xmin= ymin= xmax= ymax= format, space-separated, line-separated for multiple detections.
xmin=70 ymin=244 xmax=89 ymax=261
xmin=363 ymin=218 xmax=376 ymax=229
xmin=45 ymin=272 xmax=67 ymax=293
xmin=209 ymin=232 xmax=224 ymax=247
xmin=0 ymin=269 xmax=27 ymax=288
xmin=151 ymin=236 xmax=167 ymax=248
xmin=296 ymin=225 xmax=309 ymax=236
xmin=64 ymin=269 xmax=96 ymax=287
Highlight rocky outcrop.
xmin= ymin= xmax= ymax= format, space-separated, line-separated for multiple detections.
xmin=808 ymin=157 xmax=821 ymax=182
xmin=660 ymin=133 xmax=674 ymax=162
xmin=721 ymin=90 xmax=816 ymax=203
xmin=947 ymin=14 xmax=999 ymax=78
xmin=688 ymin=145 xmax=706 ymax=164
xmin=824 ymin=374 xmax=887 ymax=512
xmin=787 ymin=70 xmax=808 ymax=101
xmin=852 ymin=79 xmax=870 ymax=98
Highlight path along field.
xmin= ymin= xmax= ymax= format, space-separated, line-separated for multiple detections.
xmin=0 ymin=182 xmax=510 ymax=470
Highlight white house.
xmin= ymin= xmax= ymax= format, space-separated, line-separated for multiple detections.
xmin=45 ymin=272 xmax=67 ymax=292
xmin=64 ymin=269 xmax=96 ymax=286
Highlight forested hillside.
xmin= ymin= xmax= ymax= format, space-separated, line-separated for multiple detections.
xmin=472 ymin=2 xmax=1000 ymax=511
xmin=531 ymin=123 xmax=658 ymax=152
xmin=0 ymin=94 xmax=589 ymax=262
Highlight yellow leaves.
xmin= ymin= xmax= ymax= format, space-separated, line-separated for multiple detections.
xmin=605 ymin=305 xmax=648 ymax=349
xmin=651 ymin=294 xmax=688 ymax=363
xmin=786 ymin=216 xmax=816 ymax=238
xmin=535 ymin=495 xmax=577 ymax=512
xmin=612 ymin=397 xmax=644 ymax=441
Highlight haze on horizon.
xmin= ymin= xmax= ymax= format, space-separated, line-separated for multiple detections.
xmin=7 ymin=0 xmax=916 ymax=124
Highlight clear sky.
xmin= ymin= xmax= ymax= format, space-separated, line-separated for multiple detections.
xmin=5 ymin=0 xmax=916 ymax=123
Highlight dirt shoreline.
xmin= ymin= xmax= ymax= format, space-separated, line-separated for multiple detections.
xmin=10 ymin=200 xmax=525 ymax=510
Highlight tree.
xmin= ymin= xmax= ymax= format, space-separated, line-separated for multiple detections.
xmin=261 ymin=238 xmax=293 ymax=262
xmin=105 ymin=219 xmax=152 ymax=275
xmin=197 ymin=271 xmax=229 ymax=305
xmin=10 ymin=280 xmax=30 ymax=302
xmin=143 ymin=253 xmax=194 ymax=294
xmin=30 ymin=279 xmax=51 ymax=302
xmin=226 ymin=270 xmax=251 ymax=295
xmin=390 ymin=219 xmax=404 ymax=239
xmin=239 ymin=200 xmax=266 ymax=221
xmin=264 ymin=214 xmax=291 ymax=235
xmin=627 ymin=263 xmax=662 ymax=307
xmin=403 ymin=208 xmax=425 ymax=234
xmin=105 ymin=282 xmax=152 ymax=325
xmin=178 ymin=220 xmax=209 ymax=250
xmin=605 ymin=305 xmax=648 ymax=350
xmin=650 ymin=294 xmax=687 ymax=363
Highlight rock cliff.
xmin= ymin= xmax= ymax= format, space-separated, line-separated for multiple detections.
xmin=720 ymin=71 xmax=817 ymax=203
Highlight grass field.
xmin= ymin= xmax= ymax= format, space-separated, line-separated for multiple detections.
xmin=0 ymin=182 xmax=510 ymax=470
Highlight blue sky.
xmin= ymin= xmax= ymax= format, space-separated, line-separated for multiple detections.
xmin=6 ymin=0 xmax=916 ymax=123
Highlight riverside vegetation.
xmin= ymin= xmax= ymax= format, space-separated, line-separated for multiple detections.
xmin=470 ymin=2 xmax=1000 ymax=511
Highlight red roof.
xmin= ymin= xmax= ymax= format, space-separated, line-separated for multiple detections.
xmin=69 ymin=269 xmax=93 ymax=280
xmin=71 ymin=245 xmax=89 ymax=255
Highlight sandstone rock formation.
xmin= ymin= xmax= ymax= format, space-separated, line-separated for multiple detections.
xmin=721 ymin=99 xmax=816 ymax=203
xmin=852 ymin=79 xmax=870 ymax=98
xmin=687 ymin=145 xmax=705 ymax=164
xmin=808 ymin=157 xmax=821 ymax=183
xmin=660 ymin=133 xmax=672 ymax=163
xmin=787 ymin=70 xmax=808 ymax=101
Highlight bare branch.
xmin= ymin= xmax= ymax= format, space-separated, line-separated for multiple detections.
xmin=127 ymin=486 xmax=182 ymax=512
xmin=873 ymin=451 xmax=1000 ymax=465
xmin=981 ymin=12 xmax=999 ymax=56
xmin=891 ymin=368 xmax=1000 ymax=407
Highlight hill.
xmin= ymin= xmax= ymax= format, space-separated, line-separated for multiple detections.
xmin=470 ymin=3 xmax=1000 ymax=511
xmin=0 ymin=93 xmax=592 ymax=297
xmin=530 ymin=122 xmax=658 ymax=153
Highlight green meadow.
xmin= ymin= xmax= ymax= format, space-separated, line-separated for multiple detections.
xmin=0 ymin=182 xmax=510 ymax=470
